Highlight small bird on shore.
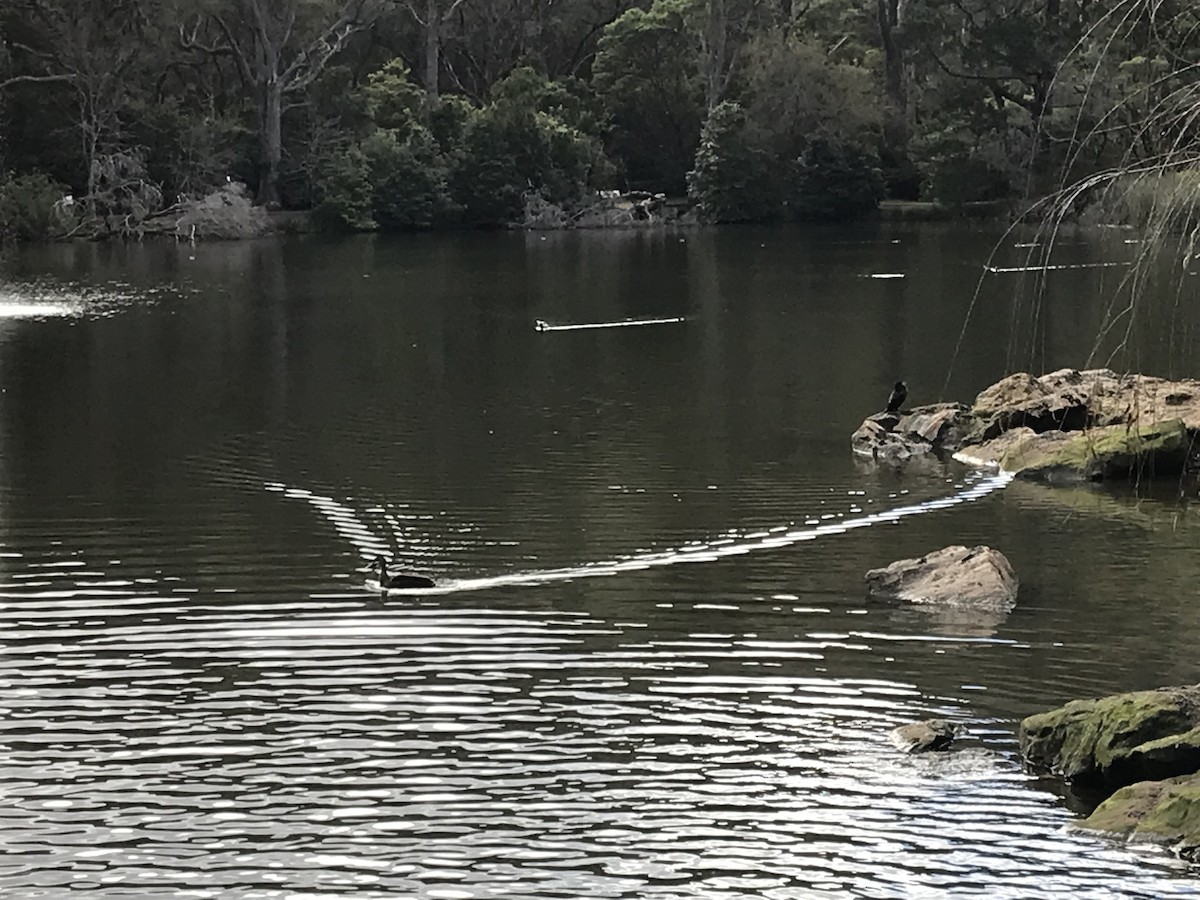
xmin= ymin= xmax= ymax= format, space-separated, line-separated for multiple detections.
xmin=885 ymin=380 xmax=908 ymax=413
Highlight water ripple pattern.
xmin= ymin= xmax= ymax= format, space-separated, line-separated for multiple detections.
xmin=271 ymin=470 xmax=1015 ymax=593
xmin=0 ymin=574 xmax=1193 ymax=898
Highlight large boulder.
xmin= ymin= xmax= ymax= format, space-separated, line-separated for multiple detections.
xmin=1018 ymin=685 xmax=1200 ymax=791
xmin=1077 ymin=773 xmax=1200 ymax=858
xmin=970 ymin=369 xmax=1104 ymax=439
xmin=865 ymin=545 xmax=1018 ymax=611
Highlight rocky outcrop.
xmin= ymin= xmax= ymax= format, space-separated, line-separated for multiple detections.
xmin=865 ymin=545 xmax=1018 ymax=611
xmin=851 ymin=368 xmax=1200 ymax=481
xmin=890 ymin=719 xmax=963 ymax=753
xmin=1077 ymin=774 xmax=1200 ymax=858
xmin=851 ymin=403 xmax=976 ymax=462
xmin=957 ymin=419 xmax=1191 ymax=482
xmin=1021 ymin=686 xmax=1200 ymax=860
xmin=1018 ymin=686 xmax=1200 ymax=791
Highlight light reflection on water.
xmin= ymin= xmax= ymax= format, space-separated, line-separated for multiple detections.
xmin=1 ymin=227 xmax=1200 ymax=897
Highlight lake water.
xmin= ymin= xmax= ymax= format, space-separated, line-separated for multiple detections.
xmin=2 ymin=223 xmax=1199 ymax=898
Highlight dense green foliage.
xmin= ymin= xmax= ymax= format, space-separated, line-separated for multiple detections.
xmin=0 ymin=0 xmax=1197 ymax=237
xmin=0 ymin=173 xmax=66 ymax=240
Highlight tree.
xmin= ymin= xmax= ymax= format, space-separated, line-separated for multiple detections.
xmin=876 ymin=0 xmax=908 ymax=151
xmin=2 ymin=0 xmax=152 ymax=197
xmin=180 ymin=0 xmax=389 ymax=206
xmin=593 ymin=0 xmax=704 ymax=192
xmin=687 ymin=100 xmax=776 ymax=221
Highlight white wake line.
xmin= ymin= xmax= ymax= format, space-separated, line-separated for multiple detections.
xmin=983 ymin=262 xmax=1129 ymax=274
xmin=535 ymin=316 xmax=685 ymax=332
xmin=272 ymin=472 xmax=1013 ymax=596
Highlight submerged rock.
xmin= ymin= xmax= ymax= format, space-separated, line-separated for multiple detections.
xmin=890 ymin=719 xmax=963 ymax=753
xmin=1018 ymin=685 xmax=1200 ymax=791
xmin=1077 ymin=773 xmax=1200 ymax=858
xmin=865 ymin=545 xmax=1018 ymax=611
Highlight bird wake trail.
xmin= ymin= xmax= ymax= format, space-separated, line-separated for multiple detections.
xmin=270 ymin=470 xmax=1013 ymax=595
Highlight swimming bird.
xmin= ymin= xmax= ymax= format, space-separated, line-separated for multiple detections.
xmin=885 ymin=380 xmax=907 ymax=413
xmin=366 ymin=556 xmax=435 ymax=589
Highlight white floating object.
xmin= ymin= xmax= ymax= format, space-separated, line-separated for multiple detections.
xmin=868 ymin=273 xmax=905 ymax=279
xmin=534 ymin=315 xmax=685 ymax=332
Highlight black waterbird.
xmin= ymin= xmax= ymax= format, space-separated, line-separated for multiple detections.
xmin=365 ymin=556 xmax=435 ymax=589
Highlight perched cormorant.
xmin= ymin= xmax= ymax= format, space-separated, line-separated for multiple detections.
xmin=367 ymin=556 xmax=435 ymax=590
xmin=885 ymin=380 xmax=907 ymax=413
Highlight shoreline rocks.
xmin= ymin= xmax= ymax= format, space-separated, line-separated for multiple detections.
xmin=851 ymin=368 xmax=1200 ymax=482
xmin=851 ymin=403 xmax=975 ymax=463
xmin=1019 ymin=686 xmax=1200 ymax=791
xmin=1077 ymin=774 xmax=1200 ymax=858
xmin=1019 ymin=685 xmax=1200 ymax=858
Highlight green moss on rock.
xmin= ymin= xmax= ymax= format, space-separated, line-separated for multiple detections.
xmin=1018 ymin=686 xmax=1200 ymax=788
xmin=1010 ymin=419 xmax=1189 ymax=481
xmin=1080 ymin=774 xmax=1200 ymax=856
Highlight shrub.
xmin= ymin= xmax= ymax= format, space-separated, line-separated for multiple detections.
xmin=451 ymin=103 xmax=606 ymax=227
xmin=313 ymin=127 xmax=455 ymax=231
xmin=789 ymin=139 xmax=884 ymax=221
xmin=314 ymin=145 xmax=376 ymax=230
xmin=1087 ymin=169 xmax=1200 ymax=231
xmin=924 ymin=154 xmax=1012 ymax=206
xmin=0 ymin=172 xmax=69 ymax=240
xmin=687 ymin=102 xmax=778 ymax=223
xmin=363 ymin=127 xmax=455 ymax=229
xmin=450 ymin=109 xmax=529 ymax=226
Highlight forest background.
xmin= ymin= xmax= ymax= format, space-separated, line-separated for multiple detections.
xmin=0 ymin=0 xmax=1196 ymax=238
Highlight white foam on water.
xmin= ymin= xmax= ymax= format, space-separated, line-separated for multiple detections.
xmin=0 ymin=301 xmax=77 ymax=318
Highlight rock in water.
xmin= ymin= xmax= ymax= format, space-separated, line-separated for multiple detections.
xmin=850 ymin=403 xmax=977 ymax=462
xmin=865 ymin=545 xmax=1018 ymax=611
xmin=850 ymin=367 xmax=1200 ymax=480
xmin=1018 ymin=685 xmax=1200 ymax=790
xmin=1077 ymin=773 xmax=1200 ymax=858
xmin=890 ymin=719 xmax=963 ymax=753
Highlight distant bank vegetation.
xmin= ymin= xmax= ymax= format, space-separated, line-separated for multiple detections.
xmin=0 ymin=0 xmax=1196 ymax=240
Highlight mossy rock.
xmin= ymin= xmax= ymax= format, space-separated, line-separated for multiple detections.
xmin=1019 ymin=686 xmax=1200 ymax=790
xmin=1079 ymin=773 xmax=1200 ymax=858
xmin=1006 ymin=419 xmax=1190 ymax=481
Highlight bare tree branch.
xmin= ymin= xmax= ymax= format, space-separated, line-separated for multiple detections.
xmin=0 ymin=73 xmax=76 ymax=89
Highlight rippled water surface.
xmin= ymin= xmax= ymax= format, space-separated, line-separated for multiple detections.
xmin=3 ymin=226 xmax=1200 ymax=898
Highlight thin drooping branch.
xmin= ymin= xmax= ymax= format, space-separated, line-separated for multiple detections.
xmin=0 ymin=72 xmax=76 ymax=88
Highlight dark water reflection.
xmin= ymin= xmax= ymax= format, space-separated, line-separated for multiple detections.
xmin=2 ymin=225 xmax=1200 ymax=897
